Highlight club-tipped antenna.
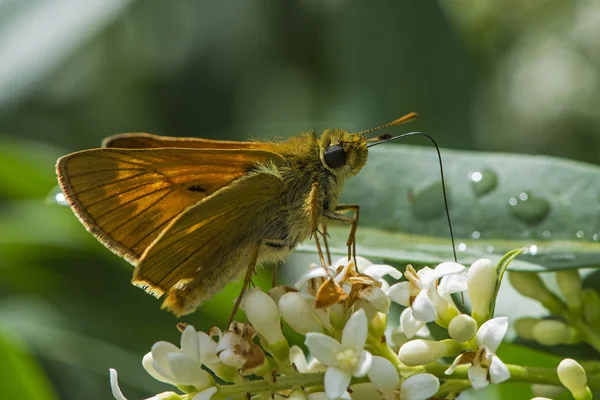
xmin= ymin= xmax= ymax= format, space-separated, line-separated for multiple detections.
xmin=354 ymin=112 xmax=418 ymax=136
xmin=368 ymin=131 xmax=457 ymax=263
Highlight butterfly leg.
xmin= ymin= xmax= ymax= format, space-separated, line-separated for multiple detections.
xmin=323 ymin=203 xmax=360 ymax=270
xmin=228 ymin=238 xmax=286 ymax=326
xmin=321 ymin=224 xmax=332 ymax=265
xmin=306 ymin=182 xmax=334 ymax=277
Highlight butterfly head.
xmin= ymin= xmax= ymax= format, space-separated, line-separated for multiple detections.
xmin=319 ymin=130 xmax=368 ymax=178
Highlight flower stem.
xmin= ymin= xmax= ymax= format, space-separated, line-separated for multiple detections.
xmin=211 ymin=361 xmax=600 ymax=399
xmin=213 ymin=372 xmax=369 ymax=399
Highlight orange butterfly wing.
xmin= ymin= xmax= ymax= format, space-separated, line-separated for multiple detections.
xmin=102 ymin=132 xmax=269 ymax=150
xmin=56 ymin=147 xmax=284 ymax=265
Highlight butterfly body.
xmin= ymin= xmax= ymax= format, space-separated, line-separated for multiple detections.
xmin=57 ymin=128 xmax=368 ymax=316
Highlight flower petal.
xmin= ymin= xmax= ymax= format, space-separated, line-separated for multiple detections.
xmin=197 ymin=332 xmax=220 ymax=365
xmin=192 ymin=386 xmax=218 ymax=400
xmin=341 ymin=309 xmax=368 ymax=351
xmin=305 ymin=333 xmax=341 ymax=366
xmin=386 ymin=282 xmax=411 ymax=307
xmin=429 ymin=262 xmax=466 ymax=283
xmin=400 ymin=308 xmax=426 ymax=339
xmin=489 ymin=355 xmax=511 ymax=384
xmin=468 ymin=365 xmax=490 ymax=390
xmin=151 ymin=341 xmax=179 ymax=382
xmin=354 ymin=350 xmax=372 ymax=377
xmin=109 ymin=369 xmax=128 ymax=400
xmin=400 ymin=373 xmax=440 ymax=400
xmin=181 ymin=325 xmax=200 ymax=361
xmin=142 ymin=352 xmax=176 ymax=385
xmin=325 ymin=367 xmax=352 ymax=399
xmin=359 ymin=286 xmax=389 ymax=313
xmin=295 ymin=267 xmax=334 ymax=289
xmin=167 ymin=352 xmax=211 ymax=388
xmin=364 ymin=264 xmax=402 ymax=281
xmin=368 ymin=356 xmax=399 ymax=392
xmin=438 ymin=273 xmax=468 ymax=296
xmin=289 ymin=345 xmax=309 ymax=372
xmin=476 ymin=317 xmax=509 ymax=353
xmin=411 ymin=290 xmax=437 ymax=322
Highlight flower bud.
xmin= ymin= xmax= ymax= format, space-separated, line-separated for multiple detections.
xmin=448 ymin=314 xmax=477 ymax=343
xmin=241 ymin=289 xmax=285 ymax=344
xmin=508 ymin=272 xmax=565 ymax=314
xmin=467 ymin=259 xmax=497 ymax=323
xmin=288 ymin=389 xmax=308 ymax=400
xmin=398 ymin=339 xmax=460 ymax=366
xmin=514 ymin=317 xmax=540 ymax=340
xmin=556 ymin=270 xmax=582 ymax=313
xmin=278 ymin=292 xmax=324 ymax=335
xmin=531 ymin=383 xmax=565 ymax=398
xmin=582 ymin=289 xmax=600 ymax=326
xmin=558 ymin=359 xmax=593 ymax=400
xmin=532 ymin=320 xmax=574 ymax=346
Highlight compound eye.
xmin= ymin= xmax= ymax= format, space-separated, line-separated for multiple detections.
xmin=324 ymin=144 xmax=346 ymax=169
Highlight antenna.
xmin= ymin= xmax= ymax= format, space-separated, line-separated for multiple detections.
xmin=368 ymin=131 xmax=458 ymax=263
xmin=354 ymin=112 xmax=418 ymax=136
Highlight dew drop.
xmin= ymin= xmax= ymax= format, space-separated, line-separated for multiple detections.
xmin=508 ymin=191 xmax=551 ymax=225
xmin=471 ymin=231 xmax=481 ymax=239
xmin=593 ymin=233 xmax=599 ymax=241
xmin=519 ymin=192 xmax=528 ymax=201
xmin=529 ymin=245 xmax=538 ymax=255
xmin=486 ymin=246 xmax=494 ymax=253
xmin=469 ymin=169 xmax=498 ymax=197
xmin=576 ymin=230 xmax=585 ymax=239
xmin=458 ymin=243 xmax=467 ymax=251
xmin=409 ymin=180 xmax=450 ymax=221
xmin=47 ymin=186 xmax=69 ymax=206
xmin=542 ymin=230 xmax=551 ymax=238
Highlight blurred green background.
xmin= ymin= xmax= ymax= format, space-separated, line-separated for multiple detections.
xmin=1 ymin=1 xmax=599 ymax=399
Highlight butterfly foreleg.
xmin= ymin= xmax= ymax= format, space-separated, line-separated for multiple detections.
xmin=305 ymin=182 xmax=335 ymax=276
xmin=322 ymin=203 xmax=360 ymax=269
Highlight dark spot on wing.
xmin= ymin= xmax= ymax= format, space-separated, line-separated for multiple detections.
xmin=188 ymin=185 xmax=208 ymax=193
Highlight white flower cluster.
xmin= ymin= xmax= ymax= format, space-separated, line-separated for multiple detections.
xmin=110 ymin=256 xmax=518 ymax=400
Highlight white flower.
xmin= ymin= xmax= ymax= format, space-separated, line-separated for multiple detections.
xmin=557 ymin=358 xmax=590 ymax=399
xmin=399 ymin=339 xmax=455 ymax=366
xmin=109 ymin=369 xmax=184 ymax=400
xmin=289 ymin=345 xmax=327 ymax=373
xmin=445 ymin=317 xmax=511 ymax=389
xmin=367 ymin=356 xmax=399 ymax=393
xmin=240 ymin=288 xmax=285 ymax=344
xmin=214 ymin=322 xmax=265 ymax=373
xmin=305 ymin=309 xmax=373 ymax=399
xmin=399 ymin=373 xmax=440 ymax=400
xmin=144 ymin=325 xmax=214 ymax=389
xmin=278 ymin=291 xmax=329 ymax=335
xmin=448 ymin=314 xmax=478 ymax=343
xmin=466 ymin=259 xmax=497 ymax=321
xmin=387 ymin=263 xmax=465 ymax=323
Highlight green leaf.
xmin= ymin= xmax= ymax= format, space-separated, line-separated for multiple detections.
xmin=299 ymin=145 xmax=600 ymax=271
xmin=489 ymin=248 xmax=525 ymax=317
xmin=0 ymin=326 xmax=57 ymax=400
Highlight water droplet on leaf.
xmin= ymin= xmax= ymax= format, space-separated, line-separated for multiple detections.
xmin=469 ymin=169 xmax=497 ymax=197
xmin=409 ymin=180 xmax=450 ymax=221
xmin=508 ymin=192 xmax=551 ymax=225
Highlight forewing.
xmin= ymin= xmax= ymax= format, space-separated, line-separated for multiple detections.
xmin=102 ymin=133 xmax=268 ymax=150
xmin=132 ymin=172 xmax=283 ymax=297
xmin=56 ymin=148 xmax=283 ymax=264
